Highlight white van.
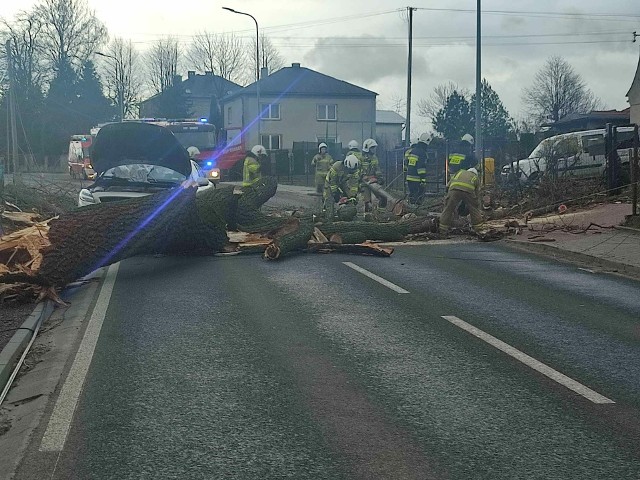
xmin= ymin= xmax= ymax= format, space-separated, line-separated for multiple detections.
xmin=501 ymin=127 xmax=635 ymax=183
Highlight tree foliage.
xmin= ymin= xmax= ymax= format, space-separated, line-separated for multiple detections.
xmin=470 ymin=79 xmax=512 ymax=139
xmin=187 ymin=32 xmax=246 ymax=86
xmin=522 ymin=56 xmax=602 ymax=124
xmin=98 ymin=37 xmax=142 ymax=119
xmin=418 ymin=82 xmax=469 ymax=123
xmin=248 ymin=34 xmax=285 ymax=80
xmin=36 ymin=0 xmax=107 ymax=72
xmin=433 ymin=80 xmax=512 ymax=141
xmin=145 ymin=36 xmax=182 ymax=95
xmin=433 ymin=91 xmax=473 ymax=141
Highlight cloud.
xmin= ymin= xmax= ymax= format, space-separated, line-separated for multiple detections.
xmin=303 ymin=36 xmax=429 ymax=85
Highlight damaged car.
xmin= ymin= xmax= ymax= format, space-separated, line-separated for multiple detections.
xmin=78 ymin=122 xmax=213 ymax=207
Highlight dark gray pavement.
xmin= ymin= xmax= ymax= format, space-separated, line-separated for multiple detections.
xmin=12 ymin=242 xmax=640 ymax=480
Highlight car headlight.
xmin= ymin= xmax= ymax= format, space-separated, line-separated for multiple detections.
xmin=208 ymin=169 xmax=220 ymax=179
xmin=79 ymin=189 xmax=95 ymax=205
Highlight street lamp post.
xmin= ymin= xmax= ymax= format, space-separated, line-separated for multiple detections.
xmin=96 ymin=51 xmax=124 ymax=122
xmin=222 ymin=7 xmax=260 ymax=144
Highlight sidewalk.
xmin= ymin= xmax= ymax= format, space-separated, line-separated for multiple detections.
xmin=504 ymin=203 xmax=640 ymax=279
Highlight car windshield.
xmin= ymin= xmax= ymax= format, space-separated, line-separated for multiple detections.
xmin=528 ymin=138 xmax=554 ymax=159
xmin=102 ymin=163 xmax=186 ymax=183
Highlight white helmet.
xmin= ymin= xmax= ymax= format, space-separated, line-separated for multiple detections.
xmin=410 ymin=137 xmax=419 ymax=145
xmin=318 ymin=142 xmax=328 ymax=152
xmin=348 ymin=140 xmax=359 ymax=150
xmin=362 ymin=138 xmax=378 ymax=153
xmin=468 ymin=167 xmax=478 ymax=175
xmin=418 ymin=133 xmax=432 ymax=145
xmin=187 ymin=146 xmax=200 ymax=159
xmin=251 ymin=144 xmax=267 ymax=156
xmin=343 ymin=154 xmax=360 ymax=171
xmin=462 ymin=133 xmax=474 ymax=144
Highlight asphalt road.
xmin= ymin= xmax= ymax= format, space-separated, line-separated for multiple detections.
xmin=13 ymin=237 xmax=640 ymax=479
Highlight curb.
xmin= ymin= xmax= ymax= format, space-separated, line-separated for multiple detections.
xmin=504 ymin=239 xmax=640 ymax=281
xmin=0 ymin=301 xmax=54 ymax=397
xmin=615 ymin=225 xmax=640 ymax=235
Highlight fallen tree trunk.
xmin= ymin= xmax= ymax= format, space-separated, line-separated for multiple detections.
xmin=318 ymin=216 xmax=436 ymax=242
xmin=263 ymin=218 xmax=315 ymax=260
xmin=1 ymin=178 xmax=280 ymax=290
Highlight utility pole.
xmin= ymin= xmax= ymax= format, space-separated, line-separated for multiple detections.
xmin=475 ymin=0 xmax=483 ymax=169
xmin=405 ymin=7 xmax=416 ymax=147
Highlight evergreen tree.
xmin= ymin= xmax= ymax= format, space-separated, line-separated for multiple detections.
xmin=76 ymin=60 xmax=115 ymax=124
xmin=470 ymin=79 xmax=513 ymax=139
xmin=433 ymin=91 xmax=473 ymax=141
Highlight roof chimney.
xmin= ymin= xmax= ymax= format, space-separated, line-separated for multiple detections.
xmin=187 ymin=70 xmax=196 ymax=79
xmin=292 ymin=62 xmax=301 ymax=68
xmin=260 ymin=67 xmax=269 ymax=79
xmin=205 ymin=71 xmax=213 ymax=76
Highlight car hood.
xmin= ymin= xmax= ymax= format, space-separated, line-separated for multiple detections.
xmin=91 ymin=122 xmax=191 ymax=177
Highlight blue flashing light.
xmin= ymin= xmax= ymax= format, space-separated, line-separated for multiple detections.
xmin=206 ymin=161 xmax=213 ymax=167
xmin=199 ymin=117 xmax=208 ymax=123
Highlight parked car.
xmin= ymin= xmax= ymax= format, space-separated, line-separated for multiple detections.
xmin=78 ymin=122 xmax=214 ymax=207
xmin=501 ymin=127 xmax=635 ymax=184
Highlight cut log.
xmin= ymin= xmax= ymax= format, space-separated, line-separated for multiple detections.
xmin=263 ymin=218 xmax=315 ymax=260
xmin=318 ymin=216 xmax=436 ymax=242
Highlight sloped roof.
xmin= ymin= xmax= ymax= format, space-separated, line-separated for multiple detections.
xmin=184 ymin=73 xmax=241 ymax=98
xmin=376 ymin=110 xmax=405 ymax=124
xmin=223 ymin=63 xmax=377 ymax=101
xmin=140 ymin=73 xmax=242 ymax=105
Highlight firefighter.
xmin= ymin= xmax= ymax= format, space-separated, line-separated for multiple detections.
xmin=405 ymin=133 xmax=430 ymax=204
xmin=243 ymin=144 xmax=267 ymax=187
xmin=439 ymin=167 xmax=484 ymax=235
xmin=311 ymin=142 xmax=333 ymax=194
xmin=323 ymin=154 xmax=360 ymax=218
xmin=360 ymin=138 xmax=386 ymax=211
xmin=448 ymin=134 xmax=475 ymax=172
xmin=347 ymin=140 xmax=363 ymax=163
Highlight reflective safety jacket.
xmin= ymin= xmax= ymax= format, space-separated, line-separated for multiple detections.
xmin=448 ymin=169 xmax=479 ymax=195
xmin=348 ymin=150 xmax=364 ymax=164
xmin=312 ymin=153 xmax=333 ymax=176
xmin=324 ymin=161 xmax=360 ymax=201
xmin=360 ymin=153 xmax=381 ymax=179
xmin=405 ymin=143 xmax=427 ymax=183
xmin=242 ymin=153 xmax=261 ymax=187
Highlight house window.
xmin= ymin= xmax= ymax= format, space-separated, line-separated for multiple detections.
xmin=260 ymin=134 xmax=282 ymax=150
xmin=317 ymin=104 xmax=337 ymax=121
xmin=227 ymin=106 xmax=232 ymax=125
xmin=261 ymin=103 xmax=280 ymax=120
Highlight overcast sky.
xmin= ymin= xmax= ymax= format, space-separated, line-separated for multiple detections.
xmin=3 ymin=0 xmax=640 ymax=132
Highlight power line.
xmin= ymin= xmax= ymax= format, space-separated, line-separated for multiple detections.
xmin=415 ymin=6 xmax=640 ymax=22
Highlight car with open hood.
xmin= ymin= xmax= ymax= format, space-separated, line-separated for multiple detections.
xmin=78 ymin=122 xmax=213 ymax=207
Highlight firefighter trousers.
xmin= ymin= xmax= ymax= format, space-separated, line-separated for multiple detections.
xmin=440 ymin=189 xmax=484 ymax=232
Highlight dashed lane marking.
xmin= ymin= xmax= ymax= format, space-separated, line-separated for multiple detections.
xmin=40 ymin=263 xmax=120 ymax=452
xmin=441 ymin=315 xmax=615 ymax=405
xmin=343 ymin=262 xmax=409 ymax=294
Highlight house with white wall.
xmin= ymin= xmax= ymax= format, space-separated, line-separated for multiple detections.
xmin=222 ymin=63 xmax=377 ymax=151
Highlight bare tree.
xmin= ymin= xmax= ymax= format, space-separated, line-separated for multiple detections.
xmin=1 ymin=10 xmax=46 ymax=99
xmin=98 ymin=37 xmax=142 ymax=119
xmin=522 ymin=56 xmax=602 ymax=124
xmin=247 ymin=33 xmax=284 ymax=80
xmin=36 ymin=0 xmax=107 ymax=71
xmin=186 ymin=31 xmax=245 ymax=85
xmin=417 ymin=82 xmax=469 ymax=122
xmin=145 ymin=36 xmax=181 ymax=94
xmin=387 ymin=94 xmax=406 ymax=115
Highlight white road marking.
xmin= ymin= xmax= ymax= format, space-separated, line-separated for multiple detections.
xmin=40 ymin=263 xmax=120 ymax=452
xmin=441 ymin=315 xmax=615 ymax=405
xmin=343 ymin=262 xmax=409 ymax=294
